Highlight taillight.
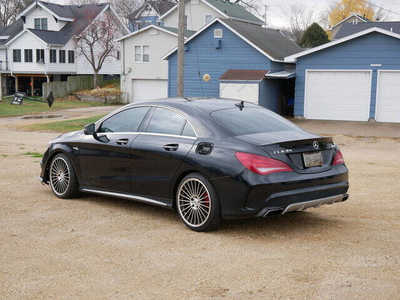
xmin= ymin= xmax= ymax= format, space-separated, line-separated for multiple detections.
xmin=235 ymin=152 xmax=293 ymax=175
xmin=332 ymin=150 xmax=345 ymax=165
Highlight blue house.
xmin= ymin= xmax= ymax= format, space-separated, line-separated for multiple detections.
xmin=285 ymin=27 xmax=400 ymax=123
xmin=128 ymin=0 xmax=175 ymax=32
xmin=164 ymin=18 xmax=301 ymax=114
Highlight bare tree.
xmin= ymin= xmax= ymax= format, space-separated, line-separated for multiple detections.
xmin=0 ymin=0 xmax=32 ymax=27
xmin=75 ymin=11 xmax=121 ymax=87
xmin=111 ymin=0 xmax=141 ymax=25
xmin=286 ymin=4 xmax=317 ymax=45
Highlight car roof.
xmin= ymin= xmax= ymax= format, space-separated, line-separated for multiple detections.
xmin=126 ymin=97 xmax=259 ymax=114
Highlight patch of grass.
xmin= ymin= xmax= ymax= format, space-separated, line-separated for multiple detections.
xmin=23 ymin=152 xmax=43 ymax=158
xmin=1 ymin=154 xmax=8 ymax=158
xmin=23 ymin=115 xmax=105 ymax=133
xmin=0 ymin=97 xmax=110 ymax=118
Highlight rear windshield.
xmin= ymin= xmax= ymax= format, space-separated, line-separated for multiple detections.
xmin=211 ymin=107 xmax=299 ymax=136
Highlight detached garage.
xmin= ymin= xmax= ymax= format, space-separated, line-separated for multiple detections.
xmin=132 ymin=79 xmax=168 ymax=102
xmin=286 ymin=27 xmax=400 ymax=123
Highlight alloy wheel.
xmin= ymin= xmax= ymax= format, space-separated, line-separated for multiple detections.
xmin=50 ymin=156 xmax=71 ymax=196
xmin=177 ymin=178 xmax=211 ymax=228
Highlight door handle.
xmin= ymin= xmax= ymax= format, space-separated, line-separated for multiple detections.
xmin=116 ymin=138 xmax=129 ymax=145
xmin=163 ymin=144 xmax=179 ymax=151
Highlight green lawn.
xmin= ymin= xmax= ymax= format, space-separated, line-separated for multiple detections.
xmin=23 ymin=115 xmax=105 ymax=133
xmin=0 ymin=98 xmax=110 ymax=118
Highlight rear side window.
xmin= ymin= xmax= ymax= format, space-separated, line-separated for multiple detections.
xmin=182 ymin=121 xmax=196 ymax=137
xmin=211 ymin=107 xmax=299 ymax=136
xmin=146 ymin=108 xmax=187 ymax=136
xmin=99 ymin=107 xmax=149 ymax=133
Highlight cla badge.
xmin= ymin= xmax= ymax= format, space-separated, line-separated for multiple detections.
xmin=313 ymin=141 xmax=320 ymax=150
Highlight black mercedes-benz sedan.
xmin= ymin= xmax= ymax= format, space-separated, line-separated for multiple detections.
xmin=40 ymin=98 xmax=349 ymax=231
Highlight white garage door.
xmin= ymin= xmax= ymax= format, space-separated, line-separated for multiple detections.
xmin=376 ymin=71 xmax=400 ymax=123
xmin=305 ymin=70 xmax=371 ymax=121
xmin=220 ymin=82 xmax=259 ymax=104
xmin=131 ymin=79 xmax=168 ymax=103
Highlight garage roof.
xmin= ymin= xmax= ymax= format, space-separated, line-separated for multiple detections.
xmin=285 ymin=27 xmax=400 ymax=63
xmin=219 ymin=69 xmax=268 ymax=81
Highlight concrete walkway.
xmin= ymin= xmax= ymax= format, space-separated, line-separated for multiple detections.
xmin=293 ymin=119 xmax=400 ymax=139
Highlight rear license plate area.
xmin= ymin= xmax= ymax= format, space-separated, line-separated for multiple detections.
xmin=303 ymin=152 xmax=323 ymax=168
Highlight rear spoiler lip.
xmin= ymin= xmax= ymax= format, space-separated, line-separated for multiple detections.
xmin=264 ymin=136 xmax=334 ymax=149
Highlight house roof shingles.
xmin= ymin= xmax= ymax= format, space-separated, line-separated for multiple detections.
xmin=0 ymin=2 xmax=108 ymax=46
xmin=220 ymin=69 xmax=268 ymax=81
xmin=335 ymin=21 xmax=400 ymax=39
xmin=203 ymin=0 xmax=263 ymax=24
xmin=129 ymin=0 xmax=176 ymax=20
xmin=222 ymin=19 xmax=303 ymax=60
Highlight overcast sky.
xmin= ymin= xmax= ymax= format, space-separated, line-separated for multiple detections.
xmin=262 ymin=0 xmax=400 ymax=28
xmin=55 ymin=0 xmax=400 ymax=28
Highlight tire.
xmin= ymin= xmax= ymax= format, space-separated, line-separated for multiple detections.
xmin=49 ymin=153 xmax=80 ymax=199
xmin=176 ymin=173 xmax=221 ymax=232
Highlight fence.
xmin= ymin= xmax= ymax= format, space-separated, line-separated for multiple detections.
xmin=42 ymin=75 xmax=104 ymax=98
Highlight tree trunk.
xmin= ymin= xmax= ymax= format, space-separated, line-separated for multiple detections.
xmin=93 ymin=73 xmax=98 ymax=88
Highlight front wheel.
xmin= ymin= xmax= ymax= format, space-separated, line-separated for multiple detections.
xmin=176 ymin=173 xmax=221 ymax=232
xmin=49 ymin=153 xmax=80 ymax=199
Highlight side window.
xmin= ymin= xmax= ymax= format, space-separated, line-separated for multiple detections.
xmin=99 ymin=107 xmax=149 ymax=133
xmin=182 ymin=121 xmax=196 ymax=137
xmin=146 ymin=108 xmax=187 ymax=136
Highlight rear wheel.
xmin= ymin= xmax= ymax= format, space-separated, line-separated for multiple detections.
xmin=49 ymin=153 xmax=79 ymax=199
xmin=176 ymin=173 xmax=220 ymax=232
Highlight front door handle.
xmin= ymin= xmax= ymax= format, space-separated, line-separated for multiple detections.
xmin=116 ymin=138 xmax=129 ymax=145
xmin=163 ymin=144 xmax=179 ymax=151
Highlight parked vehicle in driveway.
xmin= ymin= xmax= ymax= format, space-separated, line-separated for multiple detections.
xmin=40 ymin=98 xmax=349 ymax=231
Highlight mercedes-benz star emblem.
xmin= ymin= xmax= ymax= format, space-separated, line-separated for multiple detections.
xmin=313 ymin=141 xmax=320 ymax=150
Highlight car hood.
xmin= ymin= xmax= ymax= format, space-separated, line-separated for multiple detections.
xmin=235 ymin=130 xmax=319 ymax=146
xmin=50 ymin=130 xmax=83 ymax=144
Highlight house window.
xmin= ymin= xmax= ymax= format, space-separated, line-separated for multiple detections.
xmin=13 ymin=49 xmax=21 ymax=62
xmin=59 ymin=50 xmax=66 ymax=63
xmin=135 ymin=46 xmax=141 ymax=62
xmin=116 ymin=50 xmax=120 ymax=60
xmin=143 ymin=46 xmax=150 ymax=62
xmin=34 ymin=18 xmax=48 ymax=30
xmin=36 ymin=49 xmax=45 ymax=63
xmin=134 ymin=45 xmax=150 ymax=62
xmin=68 ymin=50 xmax=75 ymax=63
xmin=184 ymin=15 xmax=188 ymax=29
xmin=205 ymin=15 xmax=213 ymax=24
xmin=50 ymin=49 xmax=57 ymax=63
xmin=24 ymin=49 xmax=33 ymax=62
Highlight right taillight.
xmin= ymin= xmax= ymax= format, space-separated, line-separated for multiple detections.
xmin=235 ymin=152 xmax=293 ymax=175
xmin=332 ymin=150 xmax=345 ymax=165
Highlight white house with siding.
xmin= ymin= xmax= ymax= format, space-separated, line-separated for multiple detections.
xmin=0 ymin=1 xmax=128 ymax=98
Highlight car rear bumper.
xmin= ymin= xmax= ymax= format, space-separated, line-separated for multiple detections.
xmin=212 ymin=165 xmax=349 ymax=219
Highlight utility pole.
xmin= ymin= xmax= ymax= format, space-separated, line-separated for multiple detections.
xmin=177 ymin=0 xmax=185 ymax=97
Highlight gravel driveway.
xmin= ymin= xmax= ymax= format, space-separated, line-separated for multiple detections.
xmin=1 ymin=111 xmax=399 ymax=299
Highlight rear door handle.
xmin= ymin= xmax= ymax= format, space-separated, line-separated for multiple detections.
xmin=116 ymin=138 xmax=129 ymax=145
xmin=163 ymin=144 xmax=179 ymax=151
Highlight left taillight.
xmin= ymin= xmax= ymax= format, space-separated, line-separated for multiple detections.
xmin=332 ymin=150 xmax=345 ymax=165
xmin=235 ymin=152 xmax=293 ymax=175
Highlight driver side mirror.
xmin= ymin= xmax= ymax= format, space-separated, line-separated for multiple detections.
xmin=84 ymin=123 xmax=96 ymax=135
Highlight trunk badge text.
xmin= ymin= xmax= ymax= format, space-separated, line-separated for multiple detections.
xmin=273 ymin=149 xmax=294 ymax=155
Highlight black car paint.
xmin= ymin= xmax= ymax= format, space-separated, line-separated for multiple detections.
xmin=41 ymin=99 xmax=349 ymax=219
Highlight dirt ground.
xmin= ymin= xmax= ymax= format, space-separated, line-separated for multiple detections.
xmin=0 ymin=108 xmax=399 ymax=299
